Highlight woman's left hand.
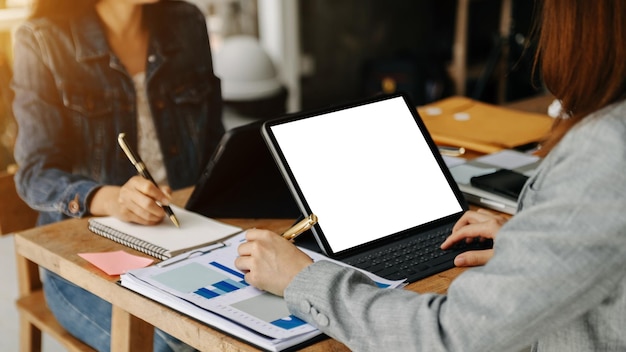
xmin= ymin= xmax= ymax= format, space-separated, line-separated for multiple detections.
xmin=441 ymin=209 xmax=508 ymax=267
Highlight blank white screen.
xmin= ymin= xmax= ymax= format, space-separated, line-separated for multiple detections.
xmin=270 ymin=97 xmax=462 ymax=254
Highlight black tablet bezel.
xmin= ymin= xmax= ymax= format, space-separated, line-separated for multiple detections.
xmin=261 ymin=93 xmax=468 ymax=258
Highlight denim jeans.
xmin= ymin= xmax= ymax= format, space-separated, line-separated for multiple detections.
xmin=42 ymin=270 xmax=196 ymax=352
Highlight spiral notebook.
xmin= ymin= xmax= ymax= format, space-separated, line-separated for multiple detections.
xmin=88 ymin=205 xmax=243 ymax=260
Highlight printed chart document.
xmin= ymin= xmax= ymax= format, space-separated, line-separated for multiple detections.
xmin=121 ymin=231 xmax=405 ymax=351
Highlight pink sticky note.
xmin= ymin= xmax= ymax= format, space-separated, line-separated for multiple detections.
xmin=78 ymin=251 xmax=154 ymax=276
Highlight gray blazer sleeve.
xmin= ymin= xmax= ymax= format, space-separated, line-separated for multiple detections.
xmin=284 ymin=101 xmax=626 ymax=352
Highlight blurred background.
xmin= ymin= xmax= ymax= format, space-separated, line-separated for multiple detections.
xmin=0 ymin=0 xmax=544 ymax=173
xmin=0 ymin=2 xmax=543 ymax=350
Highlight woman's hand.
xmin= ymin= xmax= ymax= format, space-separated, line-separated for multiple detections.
xmin=235 ymin=229 xmax=313 ymax=296
xmin=89 ymin=176 xmax=172 ymax=225
xmin=440 ymin=209 xmax=508 ymax=267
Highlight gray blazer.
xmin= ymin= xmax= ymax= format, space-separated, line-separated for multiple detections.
xmin=285 ymin=100 xmax=626 ymax=351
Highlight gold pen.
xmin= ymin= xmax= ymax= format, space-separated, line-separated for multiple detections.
xmin=117 ymin=133 xmax=180 ymax=228
xmin=282 ymin=214 xmax=318 ymax=241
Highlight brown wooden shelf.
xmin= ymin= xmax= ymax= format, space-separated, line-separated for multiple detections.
xmin=16 ymin=290 xmax=95 ymax=352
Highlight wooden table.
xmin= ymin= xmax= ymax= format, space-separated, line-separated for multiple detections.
xmin=15 ymin=94 xmax=550 ymax=351
xmin=14 ymin=187 xmax=468 ymax=352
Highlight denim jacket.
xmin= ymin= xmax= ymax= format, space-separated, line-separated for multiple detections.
xmin=12 ymin=1 xmax=224 ymax=226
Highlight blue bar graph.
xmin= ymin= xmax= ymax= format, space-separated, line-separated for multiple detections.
xmin=210 ymin=261 xmax=245 ymax=279
xmin=213 ymin=280 xmax=238 ymax=293
xmin=195 ymin=287 xmax=219 ymax=299
xmin=194 ymin=278 xmax=249 ymax=299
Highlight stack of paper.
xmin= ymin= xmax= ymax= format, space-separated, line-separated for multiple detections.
xmin=121 ymin=231 xmax=405 ymax=351
xmin=444 ymin=149 xmax=542 ymax=214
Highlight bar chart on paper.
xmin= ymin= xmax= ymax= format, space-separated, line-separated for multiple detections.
xmin=133 ymin=241 xmax=315 ymax=340
xmin=121 ymin=231 xmax=407 ymax=350
xmin=193 ymin=262 xmax=248 ymax=298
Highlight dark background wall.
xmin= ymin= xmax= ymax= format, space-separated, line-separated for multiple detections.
xmin=298 ymin=0 xmax=541 ymax=111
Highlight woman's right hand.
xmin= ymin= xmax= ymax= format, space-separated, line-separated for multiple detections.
xmin=440 ymin=209 xmax=508 ymax=267
xmin=89 ymin=176 xmax=172 ymax=225
xmin=235 ymin=229 xmax=313 ymax=297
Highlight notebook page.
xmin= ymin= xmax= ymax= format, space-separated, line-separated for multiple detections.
xmin=89 ymin=205 xmax=242 ymax=257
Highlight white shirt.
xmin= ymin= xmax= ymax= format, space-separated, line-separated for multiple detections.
xmin=133 ymin=72 xmax=168 ymax=186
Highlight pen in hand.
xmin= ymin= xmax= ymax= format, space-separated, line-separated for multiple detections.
xmin=282 ymin=214 xmax=318 ymax=241
xmin=117 ymin=133 xmax=180 ymax=228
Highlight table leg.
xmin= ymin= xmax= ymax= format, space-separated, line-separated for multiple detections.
xmin=110 ymin=306 xmax=153 ymax=352
xmin=15 ymin=252 xmax=43 ymax=352
xmin=18 ymin=314 xmax=42 ymax=352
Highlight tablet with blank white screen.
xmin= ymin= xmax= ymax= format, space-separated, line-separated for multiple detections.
xmin=262 ymin=93 xmax=482 ymax=282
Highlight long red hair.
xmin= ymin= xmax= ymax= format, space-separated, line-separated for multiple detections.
xmin=534 ymin=0 xmax=626 ymax=154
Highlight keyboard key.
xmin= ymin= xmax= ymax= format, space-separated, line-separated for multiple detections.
xmin=344 ymin=225 xmax=491 ymax=283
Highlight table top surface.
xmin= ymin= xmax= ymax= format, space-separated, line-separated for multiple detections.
xmin=14 ymin=187 xmax=468 ymax=351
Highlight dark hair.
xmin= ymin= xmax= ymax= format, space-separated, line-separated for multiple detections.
xmin=29 ymin=0 xmax=97 ymax=20
xmin=534 ymin=0 xmax=626 ymax=153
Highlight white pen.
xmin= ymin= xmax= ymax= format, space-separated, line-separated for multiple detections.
xmin=438 ymin=146 xmax=466 ymax=157
xmin=157 ymin=242 xmax=228 ymax=268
